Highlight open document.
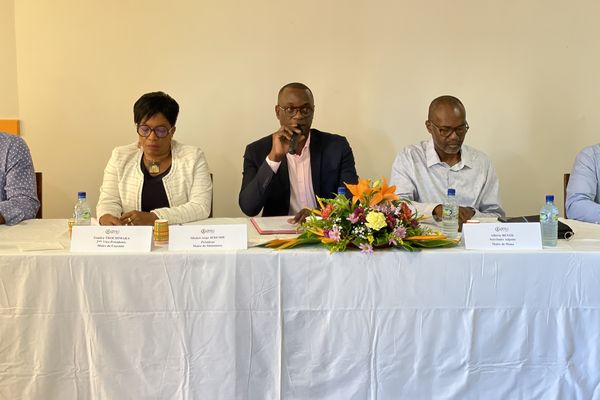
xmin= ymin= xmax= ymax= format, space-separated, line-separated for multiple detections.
xmin=250 ymin=216 xmax=298 ymax=235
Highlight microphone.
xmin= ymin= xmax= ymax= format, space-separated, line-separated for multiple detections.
xmin=288 ymin=125 xmax=303 ymax=155
xmin=288 ymin=133 xmax=299 ymax=155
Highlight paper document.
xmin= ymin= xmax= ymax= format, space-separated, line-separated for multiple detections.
xmin=251 ymin=216 xmax=298 ymax=235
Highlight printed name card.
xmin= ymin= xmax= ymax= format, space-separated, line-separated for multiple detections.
xmin=71 ymin=226 xmax=153 ymax=252
xmin=169 ymin=224 xmax=247 ymax=251
xmin=463 ymin=223 xmax=542 ymax=250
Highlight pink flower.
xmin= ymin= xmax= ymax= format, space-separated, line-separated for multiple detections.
xmin=393 ymin=226 xmax=407 ymax=239
xmin=359 ymin=243 xmax=373 ymax=255
xmin=328 ymin=225 xmax=342 ymax=242
xmin=389 ymin=227 xmax=407 ymax=246
xmin=347 ymin=207 xmax=365 ymax=224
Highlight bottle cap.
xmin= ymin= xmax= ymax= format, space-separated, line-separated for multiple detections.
xmin=337 ymin=187 xmax=348 ymax=196
xmin=77 ymin=191 xmax=86 ymax=199
xmin=545 ymin=194 xmax=554 ymax=203
xmin=447 ymin=188 xmax=456 ymax=196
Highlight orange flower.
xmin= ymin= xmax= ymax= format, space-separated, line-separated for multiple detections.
xmin=320 ymin=237 xmax=337 ymax=244
xmin=345 ymin=178 xmax=373 ymax=204
xmin=400 ymin=202 xmax=412 ymax=221
xmin=321 ymin=204 xmax=334 ymax=219
xmin=405 ymin=234 xmax=447 ymax=241
xmin=369 ymin=177 xmax=398 ymax=206
xmin=307 ymin=227 xmax=325 ymax=237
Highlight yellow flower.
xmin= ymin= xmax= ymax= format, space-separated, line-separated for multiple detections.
xmin=367 ymin=234 xmax=374 ymax=244
xmin=365 ymin=211 xmax=386 ymax=231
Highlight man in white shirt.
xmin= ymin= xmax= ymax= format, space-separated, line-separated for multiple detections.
xmin=389 ymin=95 xmax=505 ymax=227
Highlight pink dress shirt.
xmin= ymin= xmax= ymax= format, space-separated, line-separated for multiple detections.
xmin=265 ymin=134 xmax=317 ymax=215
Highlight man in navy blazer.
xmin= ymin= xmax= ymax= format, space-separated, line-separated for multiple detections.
xmin=239 ymin=82 xmax=358 ymax=219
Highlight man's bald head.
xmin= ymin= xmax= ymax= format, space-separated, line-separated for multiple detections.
xmin=428 ymin=95 xmax=466 ymax=121
xmin=278 ymin=82 xmax=314 ymax=104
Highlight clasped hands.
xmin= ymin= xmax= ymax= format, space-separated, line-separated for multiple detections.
xmin=99 ymin=211 xmax=158 ymax=226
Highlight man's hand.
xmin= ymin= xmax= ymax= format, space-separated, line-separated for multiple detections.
xmin=99 ymin=214 xmax=122 ymax=226
xmin=458 ymin=206 xmax=476 ymax=225
xmin=288 ymin=208 xmax=312 ymax=225
xmin=432 ymin=205 xmax=476 ymax=228
xmin=119 ymin=211 xmax=159 ymax=226
xmin=432 ymin=204 xmax=443 ymax=221
xmin=268 ymin=124 xmax=302 ymax=162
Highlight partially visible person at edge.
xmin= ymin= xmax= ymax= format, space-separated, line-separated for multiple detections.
xmin=389 ymin=95 xmax=505 ymax=229
xmin=0 ymin=132 xmax=39 ymax=225
xmin=566 ymin=144 xmax=600 ymax=223
xmin=239 ymin=82 xmax=358 ymax=222
xmin=97 ymin=91 xmax=212 ymax=226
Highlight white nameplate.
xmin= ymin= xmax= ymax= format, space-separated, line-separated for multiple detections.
xmin=169 ymin=224 xmax=248 ymax=251
xmin=71 ymin=226 xmax=152 ymax=252
xmin=463 ymin=222 xmax=542 ymax=250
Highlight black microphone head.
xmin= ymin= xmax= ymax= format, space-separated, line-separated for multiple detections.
xmin=288 ymin=133 xmax=299 ymax=155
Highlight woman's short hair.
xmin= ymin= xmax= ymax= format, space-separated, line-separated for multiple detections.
xmin=133 ymin=91 xmax=179 ymax=126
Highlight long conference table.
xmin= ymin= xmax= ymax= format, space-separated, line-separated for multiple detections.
xmin=2 ymin=218 xmax=600 ymax=399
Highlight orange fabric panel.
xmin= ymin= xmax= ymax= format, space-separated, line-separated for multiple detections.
xmin=0 ymin=120 xmax=20 ymax=135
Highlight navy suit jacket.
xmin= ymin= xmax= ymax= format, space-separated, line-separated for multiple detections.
xmin=239 ymin=129 xmax=358 ymax=217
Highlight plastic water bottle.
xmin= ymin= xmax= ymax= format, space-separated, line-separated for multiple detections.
xmin=73 ymin=191 xmax=91 ymax=226
xmin=540 ymin=194 xmax=558 ymax=247
xmin=441 ymin=188 xmax=459 ymax=239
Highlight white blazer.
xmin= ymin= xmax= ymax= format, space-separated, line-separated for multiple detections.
xmin=96 ymin=140 xmax=212 ymax=224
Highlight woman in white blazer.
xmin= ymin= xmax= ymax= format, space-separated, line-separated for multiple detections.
xmin=97 ymin=91 xmax=212 ymax=225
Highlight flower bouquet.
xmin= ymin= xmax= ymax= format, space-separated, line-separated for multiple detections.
xmin=263 ymin=177 xmax=458 ymax=253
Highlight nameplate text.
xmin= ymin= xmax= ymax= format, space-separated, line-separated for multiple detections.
xmin=71 ymin=226 xmax=152 ymax=252
xmin=463 ymin=223 xmax=542 ymax=250
xmin=169 ymin=224 xmax=247 ymax=251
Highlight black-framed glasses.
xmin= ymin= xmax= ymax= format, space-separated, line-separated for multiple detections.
xmin=277 ymin=105 xmax=314 ymax=117
xmin=137 ymin=124 xmax=172 ymax=138
xmin=428 ymin=120 xmax=469 ymax=137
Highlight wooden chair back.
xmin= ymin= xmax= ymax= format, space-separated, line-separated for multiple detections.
xmin=209 ymin=173 xmax=213 ymax=218
xmin=35 ymin=172 xmax=42 ymax=218
xmin=563 ymin=173 xmax=570 ymax=218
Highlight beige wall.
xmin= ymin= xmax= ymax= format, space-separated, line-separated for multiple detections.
xmin=0 ymin=0 xmax=18 ymax=117
xmin=10 ymin=1 xmax=600 ymax=218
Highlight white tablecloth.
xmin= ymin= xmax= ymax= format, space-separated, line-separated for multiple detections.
xmin=1 ymin=219 xmax=600 ymax=399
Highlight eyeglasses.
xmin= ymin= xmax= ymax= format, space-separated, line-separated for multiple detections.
xmin=137 ymin=124 xmax=173 ymax=138
xmin=428 ymin=120 xmax=469 ymax=137
xmin=277 ymin=105 xmax=314 ymax=117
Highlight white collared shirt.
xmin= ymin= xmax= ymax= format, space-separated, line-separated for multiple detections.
xmin=265 ymin=134 xmax=317 ymax=215
xmin=389 ymin=139 xmax=505 ymax=221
